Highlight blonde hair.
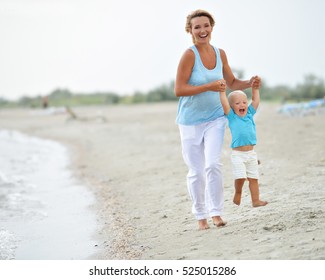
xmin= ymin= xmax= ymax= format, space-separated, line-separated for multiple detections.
xmin=228 ymin=90 xmax=247 ymax=105
xmin=185 ymin=10 xmax=215 ymax=43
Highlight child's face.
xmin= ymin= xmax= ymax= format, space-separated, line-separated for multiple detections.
xmin=231 ymin=93 xmax=248 ymax=117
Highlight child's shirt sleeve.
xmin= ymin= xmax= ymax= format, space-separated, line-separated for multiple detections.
xmin=226 ymin=108 xmax=235 ymax=120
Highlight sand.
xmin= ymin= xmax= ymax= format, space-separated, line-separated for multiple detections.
xmin=0 ymin=102 xmax=324 ymax=260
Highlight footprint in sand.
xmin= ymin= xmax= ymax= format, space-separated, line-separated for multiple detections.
xmin=263 ymin=222 xmax=286 ymax=232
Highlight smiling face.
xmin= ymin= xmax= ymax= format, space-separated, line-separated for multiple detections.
xmin=190 ymin=16 xmax=213 ymax=44
xmin=229 ymin=91 xmax=248 ymax=117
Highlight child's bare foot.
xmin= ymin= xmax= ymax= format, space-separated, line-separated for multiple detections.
xmin=233 ymin=193 xmax=241 ymax=205
xmin=212 ymin=216 xmax=227 ymax=227
xmin=198 ymin=219 xmax=210 ymax=230
xmin=252 ymin=200 xmax=268 ymax=207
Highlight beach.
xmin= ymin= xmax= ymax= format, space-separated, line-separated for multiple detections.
xmin=0 ymin=102 xmax=324 ymax=260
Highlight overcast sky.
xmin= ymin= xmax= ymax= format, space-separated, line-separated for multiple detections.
xmin=0 ymin=0 xmax=324 ymax=100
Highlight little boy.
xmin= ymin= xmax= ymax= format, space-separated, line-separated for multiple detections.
xmin=219 ymin=84 xmax=268 ymax=207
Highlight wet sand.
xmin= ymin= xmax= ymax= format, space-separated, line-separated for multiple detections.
xmin=0 ymin=102 xmax=324 ymax=259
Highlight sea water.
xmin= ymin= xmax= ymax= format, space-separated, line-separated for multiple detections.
xmin=0 ymin=130 xmax=99 ymax=260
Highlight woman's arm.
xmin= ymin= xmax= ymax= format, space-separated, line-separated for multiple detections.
xmin=220 ymin=48 xmax=254 ymax=90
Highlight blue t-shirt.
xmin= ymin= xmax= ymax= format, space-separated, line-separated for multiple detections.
xmin=175 ymin=45 xmax=224 ymax=125
xmin=226 ymin=104 xmax=257 ymax=148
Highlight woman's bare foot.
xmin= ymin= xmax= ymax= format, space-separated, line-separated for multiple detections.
xmin=198 ymin=219 xmax=210 ymax=230
xmin=212 ymin=216 xmax=227 ymax=227
xmin=252 ymin=200 xmax=268 ymax=207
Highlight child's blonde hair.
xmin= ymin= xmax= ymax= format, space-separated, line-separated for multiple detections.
xmin=228 ymin=90 xmax=247 ymax=105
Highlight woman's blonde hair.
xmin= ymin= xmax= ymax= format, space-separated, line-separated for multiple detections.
xmin=185 ymin=9 xmax=215 ymax=43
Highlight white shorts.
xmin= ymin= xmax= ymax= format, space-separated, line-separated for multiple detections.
xmin=231 ymin=150 xmax=259 ymax=180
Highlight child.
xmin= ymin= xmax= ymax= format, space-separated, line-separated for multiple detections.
xmin=219 ymin=84 xmax=268 ymax=207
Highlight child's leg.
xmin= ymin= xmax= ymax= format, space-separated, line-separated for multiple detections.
xmin=246 ymin=151 xmax=267 ymax=207
xmin=233 ymin=178 xmax=246 ymax=205
xmin=247 ymin=178 xmax=268 ymax=207
xmin=231 ymin=151 xmax=247 ymax=206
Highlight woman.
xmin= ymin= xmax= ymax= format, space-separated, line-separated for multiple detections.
xmin=175 ymin=9 xmax=261 ymax=230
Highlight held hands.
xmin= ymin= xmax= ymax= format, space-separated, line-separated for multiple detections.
xmin=250 ymin=76 xmax=262 ymax=89
xmin=210 ymin=79 xmax=227 ymax=92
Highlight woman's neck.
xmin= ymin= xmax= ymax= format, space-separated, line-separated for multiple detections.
xmin=195 ymin=42 xmax=211 ymax=51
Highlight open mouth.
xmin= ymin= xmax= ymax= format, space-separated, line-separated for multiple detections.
xmin=199 ymin=33 xmax=208 ymax=38
xmin=239 ymin=109 xmax=246 ymax=114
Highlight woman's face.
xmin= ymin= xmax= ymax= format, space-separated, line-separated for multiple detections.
xmin=190 ymin=16 xmax=212 ymax=44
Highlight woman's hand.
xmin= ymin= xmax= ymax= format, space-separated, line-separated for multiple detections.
xmin=250 ymin=76 xmax=262 ymax=89
xmin=209 ymin=79 xmax=227 ymax=92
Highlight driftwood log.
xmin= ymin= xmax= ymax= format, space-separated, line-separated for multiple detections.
xmin=65 ymin=106 xmax=107 ymax=122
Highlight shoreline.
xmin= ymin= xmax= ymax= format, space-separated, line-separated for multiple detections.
xmin=0 ymin=102 xmax=324 ymax=259
xmin=0 ymin=129 xmax=99 ymax=260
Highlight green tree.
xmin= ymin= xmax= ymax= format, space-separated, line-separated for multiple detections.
xmin=294 ymin=74 xmax=325 ymax=100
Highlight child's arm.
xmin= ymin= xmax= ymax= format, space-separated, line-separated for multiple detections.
xmin=219 ymin=90 xmax=231 ymax=115
xmin=251 ymin=87 xmax=260 ymax=110
xmin=251 ymin=76 xmax=261 ymax=110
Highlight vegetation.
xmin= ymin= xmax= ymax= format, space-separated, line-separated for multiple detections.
xmin=259 ymin=74 xmax=325 ymax=102
xmin=0 ymin=74 xmax=324 ymax=108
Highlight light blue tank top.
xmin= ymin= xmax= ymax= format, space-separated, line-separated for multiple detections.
xmin=176 ymin=45 xmax=224 ymax=125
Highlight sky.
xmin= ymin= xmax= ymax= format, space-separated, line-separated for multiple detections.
xmin=0 ymin=0 xmax=324 ymax=100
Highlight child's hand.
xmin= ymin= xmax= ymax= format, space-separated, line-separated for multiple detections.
xmin=250 ymin=76 xmax=262 ymax=89
xmin=209 ymin=79 xmax=227 ymax=92
xmin=218 ymin=79 xmax=227 ymax=92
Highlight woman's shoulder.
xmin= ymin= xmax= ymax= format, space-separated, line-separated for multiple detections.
xmin=218 ymin=48 xmax=226 ymax=57
xmin=180 ymin=47 xmax=196 ymax=62
xmin=217 ymin=48 xmax=228 ymax=65
xmin=185 ymin=46 xmax=195 ymax=54
xmin=184 ymin=46 xmax=197 ymax=56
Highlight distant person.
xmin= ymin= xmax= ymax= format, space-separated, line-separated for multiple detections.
xmin=174 ymin=9 xmax=261 ymax=230
xmin=42 ymin=96 xmax=49 ymax=109
xmin=219 ymin=85 xmax=268 ymax=207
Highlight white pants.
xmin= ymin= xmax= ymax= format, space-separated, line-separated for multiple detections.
xmin=179 ymin=117 xmax=227 ymax=220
